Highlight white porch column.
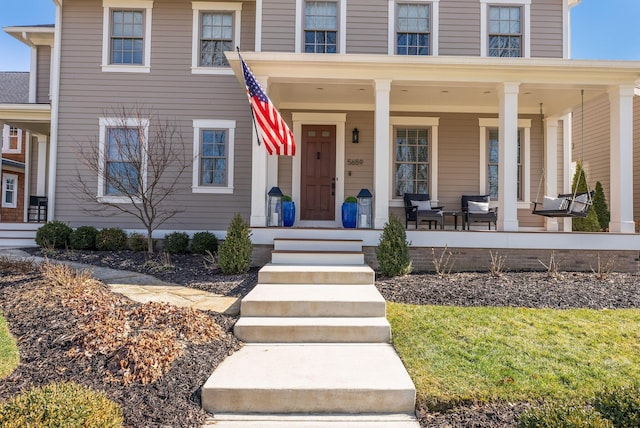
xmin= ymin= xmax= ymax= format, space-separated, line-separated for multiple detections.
xmin=35 ymin=134 xmax=48 ymax=196
xmin=497 ymin=82 xmax=520 ymax=231
xmin=543 ymin=117 xmax=559 ymax=231
xmin=374 ymin=79 xmax=391 ymax=229
xmin=561 ymin=113 xmax=572 ymax=232
xmin=608 ymin=85 xmax=635 ymax=233
xmin=249 ymin=77 xmax=270 ymax=227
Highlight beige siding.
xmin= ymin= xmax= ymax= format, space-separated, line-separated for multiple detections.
xmin=56 ymin=0 xmax=256 ymax=230
xmin=36 ymin=46 xmax=51 ymax=103
xmin=261 ymin=0 xmax=296 ymax=52
xmin=572 ymin=93 xmax=611 ymax=210
xmin=346 ymin=0 xmax=387 ymax=54
xmin=530 ymin=0 xmax=563 ymax=58
xmin=344 ymin=111 xmax=375 ymax=196
xmin=439 ymin=0 xmax=481 ymax=56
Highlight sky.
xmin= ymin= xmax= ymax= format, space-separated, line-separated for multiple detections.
xmin=0 ymin=0 xmax=639 ymax=71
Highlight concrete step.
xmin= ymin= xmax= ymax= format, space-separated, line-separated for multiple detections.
xmin=202 ymin=343 xmax=416 ymax=414
xmin=241 ymin=283 xmax=386 ymax=317
xmin=271 ymin=250 xmax=365 ymax=265
xmin=0 ymin=224 xmax=38 ymax=248
xmin=259 ymin=263 xmax=374 ymax=285
xmin=205 ymin=413 xmax=420 ymax=427
xmin=234 ymin=316 xmax=390 ymax=343
xmin=274 ymin=238 xmax=363 ymax=252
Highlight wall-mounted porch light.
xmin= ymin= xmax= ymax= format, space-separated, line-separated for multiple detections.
xmin=352 ymin=128 xmax=360 ymax=144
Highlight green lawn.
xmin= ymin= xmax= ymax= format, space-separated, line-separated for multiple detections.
xmin=0 ymin=311 xmax=18 ymax=379
xmin=388 ymin=303 xmax=640 ymax=411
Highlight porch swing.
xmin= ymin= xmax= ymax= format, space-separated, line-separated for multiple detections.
xmin=531 ymin=90 xmax=594 ymax=218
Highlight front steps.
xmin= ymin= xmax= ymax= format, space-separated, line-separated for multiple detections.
xmin=0 ymin=223 xmax=38 ymax=247
xmin=202 ymin=238 xmax=419 ymax=427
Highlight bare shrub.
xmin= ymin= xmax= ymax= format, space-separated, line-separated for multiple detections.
xmin=489 ymin=251 xmax=507 ymax=277
xmin=0 ymin=257 xmax=36 ymax=274
xmin=538 ymin=251 xmax=561 ymax=279
xmin=432 ymin=246 xmax=455 ymax=276
xmin=591 ymin=253 xmax=616 ymax=281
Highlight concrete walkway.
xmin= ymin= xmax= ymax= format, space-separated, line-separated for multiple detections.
xmin=0 ymin=248 xmax=240 ymax=315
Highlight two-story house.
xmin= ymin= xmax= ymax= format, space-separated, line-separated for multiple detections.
xmin=1 ymin=0 xmax=638 ymax=268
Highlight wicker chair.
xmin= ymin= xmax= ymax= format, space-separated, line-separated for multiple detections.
xmin=461 ymin=195 xmax=497 ymax=230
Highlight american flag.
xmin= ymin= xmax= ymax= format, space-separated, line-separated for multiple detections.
xmin=240 ymin=55 xmax=296 ymax=156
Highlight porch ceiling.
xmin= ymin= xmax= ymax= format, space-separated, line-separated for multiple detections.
xmin=0 ymin=104 xmax=51 ymax=135
xmin=229 ymin=53 xmax=640 ymax=117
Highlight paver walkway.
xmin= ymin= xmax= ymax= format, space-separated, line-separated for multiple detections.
xmin=0 ymin=248 xmax=240 ymax=315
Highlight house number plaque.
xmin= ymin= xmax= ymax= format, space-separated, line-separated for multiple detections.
xmin=347 ymin=159 xmax=364 ymax=166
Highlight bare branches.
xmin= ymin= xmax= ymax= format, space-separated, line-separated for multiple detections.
xmin=75 ymin=105 xmax=190 ymax=253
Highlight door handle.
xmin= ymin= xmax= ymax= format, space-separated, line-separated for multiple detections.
xmin=317 ymin=152 xmax=321 ymax=160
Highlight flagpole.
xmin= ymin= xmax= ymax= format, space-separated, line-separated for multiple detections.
xmin=237 ymin=47 xmax=263 ymax=147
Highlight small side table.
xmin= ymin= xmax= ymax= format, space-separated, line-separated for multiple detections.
xmin=443 ymin=210 xmax=463 ymax=230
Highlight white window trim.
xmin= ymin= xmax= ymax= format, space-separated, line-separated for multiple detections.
xmin=295 ymin=0 xmax=347 ymax=53
xmin=479 ymin=0 xmax=530 ymax=58
xmin=98 ymin=117 xmax=149 ymax=203
xmin=191 ymin=2 xmax=242 ymax=75
xmin=389 ymin=116 xmax=440 ymax=204
xmin=2 ymin=173 xmax=18 ymax=209
xmin=2 ymin=125 xmax=22 ymax=154
xmin=479 ymin=118 xmax=531 ymax=207
xmin=192 ymin=119 xmax=235 ymax=194
xmin=102 ymin=0 xmax=154 ymax=73
xmin=388 ymin=0 xmax=439 ymax=56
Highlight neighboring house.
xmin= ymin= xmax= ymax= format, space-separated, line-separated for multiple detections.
xmin=1 ymin=0 xmax=638 ymax=262
xmin=0 ymin=72 xmax=32 ymax=222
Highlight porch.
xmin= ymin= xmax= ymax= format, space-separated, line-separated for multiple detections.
xmin=228 ymin=53 xmax=639 ymax=236
xmin=250 ymin=227 xmax=640 ymax=273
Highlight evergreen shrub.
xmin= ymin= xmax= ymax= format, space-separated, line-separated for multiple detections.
xmin=376 ymin=215 xmax=412 ymax=277
xmin=35 ymin=221 xmax=73 ymax=249
xmin=163 ymin=232 xmax=190 ymax=254
xmin=218 ymin=214 xmax=252 ymax=274
xmin=0 ymin=381 xmax=123 ymax=428
xmin=571 ymin=162 xmax=600 ymax=232
xmin=96 ymin=228 xmax=128 ymax=251
xmin=69 ymin=226 xmax=98 ymax=250
xmin=190 ymin=231 xmax=218 ymax=255
xmin=128 ymin=233 xmax=149 ymax=252
xmin=592 ymin=181 xmax=610 ymax=231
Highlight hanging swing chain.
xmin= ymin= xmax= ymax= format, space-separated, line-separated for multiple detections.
xmin=574 ymin=89 xmax=592 ymax=203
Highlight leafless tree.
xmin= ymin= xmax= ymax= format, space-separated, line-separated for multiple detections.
xmin=75 ymin=106 xmax=190 ymax=253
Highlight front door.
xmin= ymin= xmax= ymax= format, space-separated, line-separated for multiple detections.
xmin=300 ymin=125 xmax=336 ymax=220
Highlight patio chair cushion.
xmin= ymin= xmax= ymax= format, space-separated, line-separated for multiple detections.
xmin=468 ymin=201 xmax=489 ymax=213
xmin=543 ymin=196 xmax=569 ymax=211
xmin=411 ymin=199 xmax=432 ymax=211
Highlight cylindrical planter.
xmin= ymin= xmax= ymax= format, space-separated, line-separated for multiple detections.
xmin=342 ymin=203 xmax=357 ymax=228
xmin=282 ymin=201 xmax=295 ymax=227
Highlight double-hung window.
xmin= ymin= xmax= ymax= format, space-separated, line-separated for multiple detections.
xmin=102 ymin=0 xmax=153 ymax=72
xmin=488 ymin=6 xmax=522 ymax=57
xmin=98 ymin=117 xmax=149 ymax=202
xmin=192 ymin=2 xmax=242 ymax=74
xmin=396 ymin=3 xmax=431 ymax=55
xmin=480 ymin=0 xmax=530 ymax=58
xmin=2 ymin=174 xmax=17 ymax=209
xmin=304 ymin=1 xmax=338 ymax=53
xmin=192 ymin=119 xmax=235 ymax=194
xmin=394 ymin=128 xmax=430 ymax=197
xmin=487 ymin=128 xmax=522 ymax=199
xmin=479 ymin=118 xmax=531 ymax=204
xmin=2 ymin=125 xmax=22 ymax=154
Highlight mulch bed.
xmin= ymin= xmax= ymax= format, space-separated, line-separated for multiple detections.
xmin=2 ymin=248 xmax=640 ymax=427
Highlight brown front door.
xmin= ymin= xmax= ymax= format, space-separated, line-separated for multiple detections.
xmin=301 ymin=125 xmax=336 ymax=220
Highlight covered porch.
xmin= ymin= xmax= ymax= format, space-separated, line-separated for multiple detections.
xmin=229 ymin=53 xmax=639 ymax=236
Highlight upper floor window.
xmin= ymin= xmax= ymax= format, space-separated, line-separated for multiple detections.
xmin=191 ymin=2 xmax=242 ymax=74
xmin=396 ymin=3 xmax=431 ymax=55
xmin=304 ymin=1 xmax=338 ymax=53
xmin=2 ymin=125 xmax=22 ymax=154
xmin=192 ymin=119 xmax=235 ymax=194
xmin=102 ymin=0 xmax=154 ymax=73
xmin=488 ymin=6 xmax=521 ymax=57
xmin=98 ymin=117 xmax=149 ymax=202
xmin=2 ymin=173 xmax=18 ymax=209
xmin=480 ymin=0 xmax=530 ymax=58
